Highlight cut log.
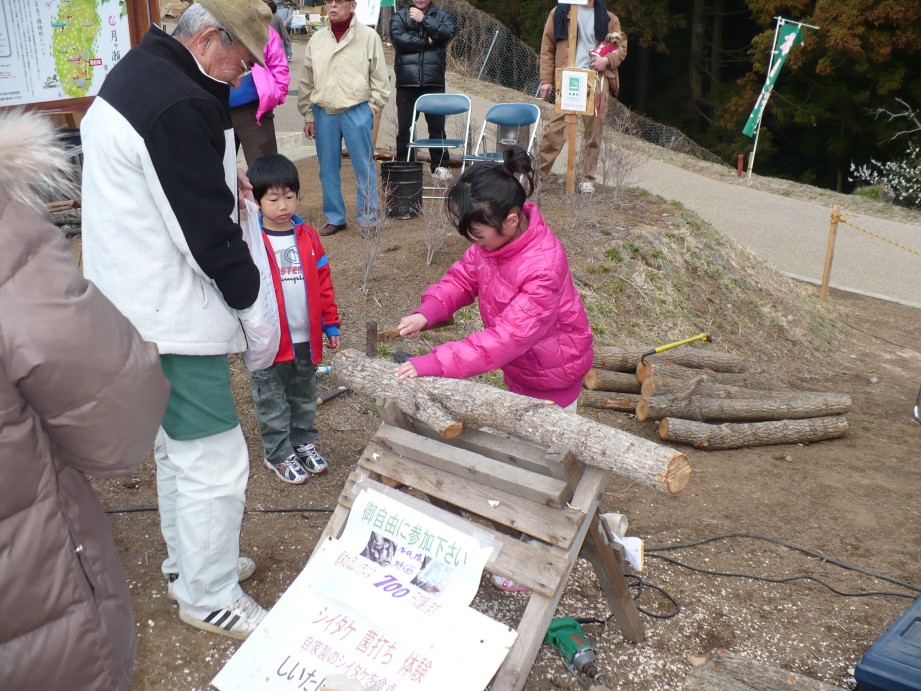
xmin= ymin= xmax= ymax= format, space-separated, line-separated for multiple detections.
xmin=332 ymin=348 xmax=692 ymax=495
xmin=583 ymin=369 xmax=642 ymax=393
xmin=578 ymin=391 xmax=641 ymax=412
xmin=682 ymin=649 xmax=845 ymax=690
xmin=640 ymin=376 xmax=851 ymax=405
xmin=636 ymin=394 xmax=851 ymax=423
xmin=636 ymin=361 xmax=754 ymax=384
xmin=659 ymin=415 xmax=849 ymax=449
xmin=593 ymin=346 xmax=745 ymax=374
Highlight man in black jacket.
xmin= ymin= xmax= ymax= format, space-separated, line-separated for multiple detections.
xmin=390 ymin=0 xmax=456 ymax=180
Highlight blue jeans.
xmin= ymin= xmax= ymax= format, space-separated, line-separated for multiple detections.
xmin=250 ymin=346 xmax=318 ymax=464
xmin=313 ymin=102 xmax=377 ymax=226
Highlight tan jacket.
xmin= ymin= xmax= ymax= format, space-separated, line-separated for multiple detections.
xmin=0 ymin=110 xmax=170 ymax=690
xmin=297 ymin=15 xmax=391 ymax=123
xmin=539 ymin=2 xmax=627 ymax=97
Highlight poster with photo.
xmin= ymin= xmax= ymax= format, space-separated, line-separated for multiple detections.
xmin=213 ymin=488 xmax=517 ymax=691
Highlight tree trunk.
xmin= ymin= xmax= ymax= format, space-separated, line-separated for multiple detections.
xmin=332 ymin=349 xmax=692 ymax=495
xmin=637 ymin=361 xmax=758 ymax=385
xmin=637 ymin=393 xmax=851 ymax=422
xmin=641 ymin=375 xmax=838 ymax=401
xmin=578 ymin=391 xmax=641 ymax=412
xmin=592 ymin=346 xmax=745 ymax=375
xmin=659 ymin=416 xmax=849 ymax=450
xmin=683 ymin=649 xmax=846 ymax=690
xmin=583 ymin=368 xmax=641 ymax=393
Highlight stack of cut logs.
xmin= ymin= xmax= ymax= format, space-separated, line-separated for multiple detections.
xmin=579 ymin=346 xmax=850 ymax=450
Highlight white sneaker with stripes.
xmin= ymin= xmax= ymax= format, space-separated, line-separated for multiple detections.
xmin=166 ymin=556 xmax=256 ymax=601
xmin=179 ymin=592 xmax=267 ymax=640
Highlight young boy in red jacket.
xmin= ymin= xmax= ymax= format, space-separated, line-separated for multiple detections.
xmin=246 ymin=154 xmax=341 ymax=484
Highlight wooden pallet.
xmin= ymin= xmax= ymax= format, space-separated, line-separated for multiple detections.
xmin=313 ymin=401 xmax=644 ymax=690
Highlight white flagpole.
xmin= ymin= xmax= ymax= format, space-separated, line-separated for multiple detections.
xmin=747 ymin=17 xmax=783 ymax=179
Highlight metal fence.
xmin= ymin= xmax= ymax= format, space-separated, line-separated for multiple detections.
xmin=434 ymin=0 xmax=728 ymax=168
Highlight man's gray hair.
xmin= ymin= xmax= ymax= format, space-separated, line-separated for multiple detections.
xmin=173 ymin=3 xmax=231 ymax=47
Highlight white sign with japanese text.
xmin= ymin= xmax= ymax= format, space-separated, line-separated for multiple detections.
xmin=559 ymin=69 xmax=589 ymax=113
xmin=0 ymin=0 xmax=130 ymax=108
xmin=354 ymin=0 xmax=381 ymax=27
xmin=213 ymin=489 xmax=517 ymax=691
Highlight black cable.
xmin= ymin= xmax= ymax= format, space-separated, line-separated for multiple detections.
xmin=105 ymin=506 xmax=334 ymax=515
xmin=840 ymin=319 xmax=920 ymax=356
xmin=648 ymin=532 xmax=921 ymax=595
xmin=649 ymin=553 xmax=917 ymax=600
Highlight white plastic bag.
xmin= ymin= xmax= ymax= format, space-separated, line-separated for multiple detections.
xmin=238 ymin=198 xmax=281 ymax=372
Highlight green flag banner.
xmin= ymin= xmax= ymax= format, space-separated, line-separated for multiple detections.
xmin=743 ymin=23 xmax=803 ymax=137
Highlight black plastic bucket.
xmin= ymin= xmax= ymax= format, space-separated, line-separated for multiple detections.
xmin=381 ymin=161 xmax=423 ymax=219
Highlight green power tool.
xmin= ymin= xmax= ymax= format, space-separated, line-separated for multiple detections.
xmin=544 ymin=617 xmax=606 ymax=687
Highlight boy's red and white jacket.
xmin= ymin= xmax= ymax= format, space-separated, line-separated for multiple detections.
xmin=262 ymin=216 xmax=340 ymax=365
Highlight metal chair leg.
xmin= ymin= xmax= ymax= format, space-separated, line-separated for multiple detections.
xmin=913 ymin=385 xmax=921 ymax=423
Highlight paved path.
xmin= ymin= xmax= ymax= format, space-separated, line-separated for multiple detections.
xmin=634 ymin=159 xmax=921 ymax=308
xmin=269 ymin=34 xmax=921 ymax=308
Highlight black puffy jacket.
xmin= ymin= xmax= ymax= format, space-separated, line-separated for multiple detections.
xmin=390 ymin=4 xmax=456 ymax=88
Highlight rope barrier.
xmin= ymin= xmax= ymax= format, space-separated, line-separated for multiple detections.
xmin=836 ymin=212 xmax=921 ymax=259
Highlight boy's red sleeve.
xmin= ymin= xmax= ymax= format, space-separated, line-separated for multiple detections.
xmin=314 ymin=236 xmax=340 ymax=328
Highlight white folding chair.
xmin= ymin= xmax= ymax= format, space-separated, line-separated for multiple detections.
xmin=464 ymin=102 xmax=541 ymax=164
xmin=406 ymin=93 xmax=471 ymax=199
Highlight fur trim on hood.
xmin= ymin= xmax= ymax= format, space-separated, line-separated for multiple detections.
xmin=0 ymin=108 xmax=78 ymax=210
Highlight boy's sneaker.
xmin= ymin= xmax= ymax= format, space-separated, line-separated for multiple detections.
xmin=166 ymin=556 xmax=256 ymax=601
xmin=264 ymin=454 xmax=309 ymax=484
xmin=178 ymin=592 xmax=267 ymax=640
xmin=293 ymin=443 xmax=329 ymax=474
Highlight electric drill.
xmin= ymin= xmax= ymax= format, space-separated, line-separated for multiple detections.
xmin=544 ymin=617 xmax=606 ymax=686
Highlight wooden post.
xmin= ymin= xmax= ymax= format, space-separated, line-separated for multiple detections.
xmin=737 ymin=154 xmax=744 ymax=177
xmin=365 ymin=321 xmax=378 ymax=357
xmin=819 ymin=205 xmax=841 ymax=302
xmin=564 ymin=5 xmax=579 ymax=197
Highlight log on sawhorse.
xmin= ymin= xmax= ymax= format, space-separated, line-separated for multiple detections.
xmin=312 ymin=402 xmax=645 ymax=690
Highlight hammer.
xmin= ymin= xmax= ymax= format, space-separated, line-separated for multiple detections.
xmin=637 ymin=332 xmax=711 ymax=381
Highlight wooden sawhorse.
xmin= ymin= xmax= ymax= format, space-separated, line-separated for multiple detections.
xmin=313 ymin=402 xmax=644 ymax=690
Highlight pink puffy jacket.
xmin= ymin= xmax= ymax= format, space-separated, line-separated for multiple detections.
xmin=253 ymin=27 xmax=289 ymax=123
xmin=410 ymin=203 xmax=593 ymax=406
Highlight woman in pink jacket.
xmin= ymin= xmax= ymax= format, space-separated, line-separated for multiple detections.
xmin=394 ymin=146 xmax=593 ymax=410
xmin=230 ymin=25 xmax=289 ymax=163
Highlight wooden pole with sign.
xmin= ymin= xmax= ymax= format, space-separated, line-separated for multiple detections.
xmin=565 ymin=5 xmax=579 ymax=196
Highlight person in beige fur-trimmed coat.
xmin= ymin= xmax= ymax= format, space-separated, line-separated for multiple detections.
xmin=0 ymin=109 xmax=169 ymax=690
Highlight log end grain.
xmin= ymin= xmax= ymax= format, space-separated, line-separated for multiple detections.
xmin=584 ymin=369 xmax=599 ymax=389
xmin=636 ymin=397 xmax=650 ymax=422
xmin=657 ymin=453 xmax=692 ymax=495
xmin=441 ymin=421 xmax=464 ymax=439
xmin=640 ymin=377 xmax=659 ymax=398
xmin=636 ymin=359 xmax=653 ymax=382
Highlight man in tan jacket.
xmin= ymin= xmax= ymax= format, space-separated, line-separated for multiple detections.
xmin=298 ymin=0 xmax=391 ymax=236
xmin=538 ymin=0 xmax=627 ymax=193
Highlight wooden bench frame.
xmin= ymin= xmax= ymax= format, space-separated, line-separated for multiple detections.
xmin=312 ymin=401 xmax=644 ymax=690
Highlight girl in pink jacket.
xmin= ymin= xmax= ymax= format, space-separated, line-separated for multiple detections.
xmin=394 ymin=146 xmax=593 ymax=409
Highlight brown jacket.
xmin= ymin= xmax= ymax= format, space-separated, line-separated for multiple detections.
xmin=0 ymin=110 xmax=169 ymax=690
xmin=539 ymin=2 xmax=627 ymax=97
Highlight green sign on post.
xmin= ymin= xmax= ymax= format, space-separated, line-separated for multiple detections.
xmin=743 ymin=23 xmax=803 ymax=137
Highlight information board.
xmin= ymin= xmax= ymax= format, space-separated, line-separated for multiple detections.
xmin=0 ymin=0 xmax=157 ymax=114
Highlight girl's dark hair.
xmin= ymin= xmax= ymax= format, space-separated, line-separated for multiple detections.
xmin=445 ymin=146 xmax=535 ymax=240
xmin=266 ymin=0 xmax=278 ymax=13
xmin=246 ymin=153 xmax=300 ymax=201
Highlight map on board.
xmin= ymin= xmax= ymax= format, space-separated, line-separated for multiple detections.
xmin=0 ymin=0 xmax=131 ymax=107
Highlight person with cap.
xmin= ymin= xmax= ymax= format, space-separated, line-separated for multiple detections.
xmin=538 ymin=0 xmax=627 ymax=194
xmin=298 ymin=0 xmax=391 ymax=236
xmin=390 ymin=0 xmax=457 ymax=181
xmin=80 ymin=0 xmax=273 ymax=639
